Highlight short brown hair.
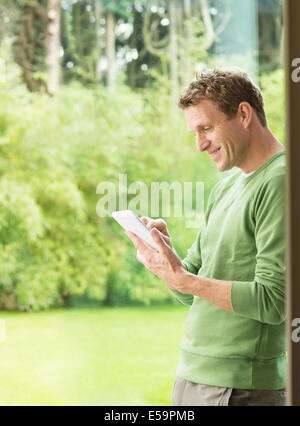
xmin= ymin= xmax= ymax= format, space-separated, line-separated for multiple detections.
xmin=178 ymin=67 xmax=267 ymax=127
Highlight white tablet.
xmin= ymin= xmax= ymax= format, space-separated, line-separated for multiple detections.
xmin=112 ymin=210 xmax=159 ymax=252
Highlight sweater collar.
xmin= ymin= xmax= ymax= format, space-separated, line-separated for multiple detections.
xmin=238 ymin=150 xmax=286 ymax=185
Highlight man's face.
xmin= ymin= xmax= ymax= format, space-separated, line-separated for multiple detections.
xmin=184 ymin=99 xmax=249 ymax=172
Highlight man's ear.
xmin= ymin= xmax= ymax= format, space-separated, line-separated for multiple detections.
xmin=238 ymin=102 xmax=253 ymax=129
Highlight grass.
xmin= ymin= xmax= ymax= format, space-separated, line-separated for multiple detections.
xmin=0 ymin=304 xmax=189 ymax=406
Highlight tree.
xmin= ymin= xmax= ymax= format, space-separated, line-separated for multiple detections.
xmin=126 ymin=1 xmax=161 ymax=89
xmin=45 ymin=0 xmax=61 ymax=96
xmin=101 ymin=0 xmax=134 ymax=90
xmin=11 ymin=0 xmax=62 ymax=96
xmin=169 ymin=0 xmax=178 ymax=102
xmin=94 ymin=0 xmax=103 ymax=82
xmin=60 ymin=0 xmax=134 ymax=89
xmin=105 ymin=4 xmax=116 ymax=90
xmin=258 ymin=0 xmax=283 ymax=73
xmin=13 ymin=0 xmax=48 ymax=92
xmin=142 ymin=0 xmax=231 ymax=101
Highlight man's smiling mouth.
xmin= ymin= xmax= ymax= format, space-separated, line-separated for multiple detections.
xmin=210 ymin=147 xmax=221 ymax=157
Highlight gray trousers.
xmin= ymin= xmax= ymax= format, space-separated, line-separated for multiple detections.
xmin=172 ymin=376 xmax=286 ymax=406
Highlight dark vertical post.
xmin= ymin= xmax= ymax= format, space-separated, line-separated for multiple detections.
xmin=283 ymin=0 xmax=300 ymax=407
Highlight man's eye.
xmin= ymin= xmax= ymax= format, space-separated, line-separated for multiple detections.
xmin=204 ymin=127 xmax=211 ymax=132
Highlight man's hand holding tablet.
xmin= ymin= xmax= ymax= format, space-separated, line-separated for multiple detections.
xmin=112 ymin=210 xmax=188 ymax=291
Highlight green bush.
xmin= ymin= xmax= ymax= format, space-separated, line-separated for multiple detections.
xmin=260 ymin=69 xmax=285 ymax=144
xmin=0 ymin=59 xmax=285 ymax=310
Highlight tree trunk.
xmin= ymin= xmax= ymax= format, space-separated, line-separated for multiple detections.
xmin=13 ymin=1 xmax=48 ymax=93
xmin=94 ymin=0 xmax=103 ymax=83
xmin=128 ymin=8 xmax=138 ymax=89
xmin=46 ymin=0 xmax=61 ymax=97
xmin=106 ymin=10 xmax=115 ymax=91
xmin=182 ymin=0 xmax=193 ymax=85
xmin=199 ymin=0 xmax=214 ymax=50
xmin=169 ymin=0 xmax=178 ymax=103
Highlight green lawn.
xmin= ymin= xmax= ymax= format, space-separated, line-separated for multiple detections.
xmin=0 ymin=305 xmax=188 ymax=406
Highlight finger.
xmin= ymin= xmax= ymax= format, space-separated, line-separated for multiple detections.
xmin=161 ymin=234 xmax=172 ymax=247
xmin=140 ymin=216 xmax=169 ymax=235
xmin=140 ymin=216 xmax=150 ymax=225
xmin=148 ymin=219 xmax=168 ymax=234
xmin=126 ymin=231 xmax=151 ymax=253
xmin=141 ymin=217 xmax=161 ymax=231
xmin=150 ymin=228 xmax=168 ymax=252
xmin=136 ymin=251 xmax=147 ymax=265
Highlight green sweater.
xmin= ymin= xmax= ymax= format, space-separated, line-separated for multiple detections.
xmin=173 ymin=151 xmax=286 ymax=390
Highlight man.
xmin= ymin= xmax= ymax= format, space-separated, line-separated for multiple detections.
xmin=126 ymin=68 xmax=286 ymax=406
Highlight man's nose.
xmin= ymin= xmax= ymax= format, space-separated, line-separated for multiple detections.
xmin=196 ymin=133 xmax=210 ymax=152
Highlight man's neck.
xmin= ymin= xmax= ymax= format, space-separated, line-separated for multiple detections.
xmin=239 ymin=127 xmax=284 ymax=174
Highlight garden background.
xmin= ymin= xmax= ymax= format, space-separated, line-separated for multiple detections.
xmin=0 ymin=0 xmax=284 ymax=405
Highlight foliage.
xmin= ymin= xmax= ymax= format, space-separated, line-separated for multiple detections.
xmin=0 ymin=54 xmax=218 ymax=311
xmin=260 ymin=69 xmax=285 ymax=144
xmin=0 ymin=33 xmax=285 ymax=311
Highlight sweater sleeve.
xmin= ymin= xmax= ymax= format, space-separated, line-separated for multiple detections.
xmin=182 ymin=229 xmax=202 ymax=275
xmin=230 ymin=174 xmax=286 ymax=325
xmin=170 ymin=230 xmax=202 ymax=306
